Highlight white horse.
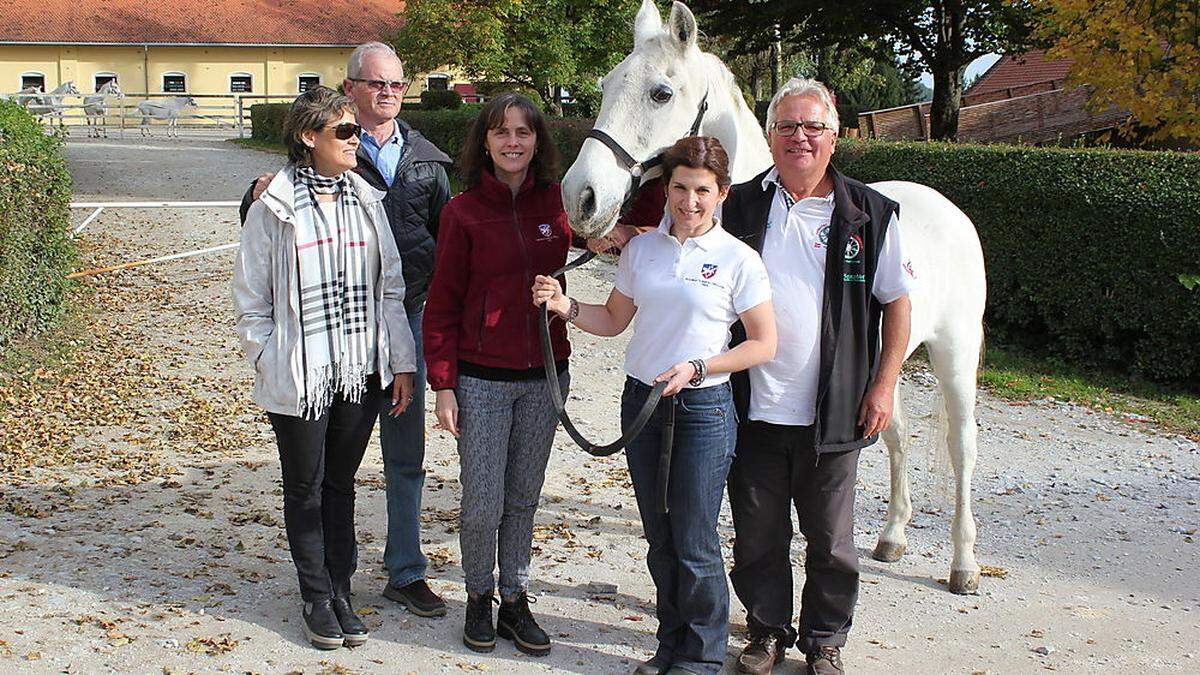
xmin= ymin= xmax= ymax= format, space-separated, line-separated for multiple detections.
xmin=561 ymin=0 xmax=987 ymax=594
xmin=137 ymin=96 xmax=198 ymax=137
xmin=23 ymin=81 xmax=82 ymax=134
xmin=83 ymin=81 xmax=125 ymax=138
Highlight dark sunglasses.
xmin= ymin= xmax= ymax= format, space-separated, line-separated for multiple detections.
xmin=325 ymin=122 xmax=362 ymax=140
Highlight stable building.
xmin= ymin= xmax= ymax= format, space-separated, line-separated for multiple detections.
xmin=0 ymin=0 xmax=466 ymax=101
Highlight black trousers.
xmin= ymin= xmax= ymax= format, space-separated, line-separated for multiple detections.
xmin=267 ymin=376 xmax=383 ymax=602
xmin=727 ymin=421 xmax=860 ymax=653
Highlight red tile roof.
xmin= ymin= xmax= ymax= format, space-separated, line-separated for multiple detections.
xmin=0 ymin=0 xmax=406 ymax=46
xmin=967 ymin=50 xmax=1074 ymax=96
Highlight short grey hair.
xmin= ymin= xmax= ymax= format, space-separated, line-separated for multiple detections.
xmin=283 ymin=86 xmax=357 ymax=166
xmin=765 ymin=77 xmax=840 ymax=134
xmin=347 ymin=42 xmax=401 ymax=79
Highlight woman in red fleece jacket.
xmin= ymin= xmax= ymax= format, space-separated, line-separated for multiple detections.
xmin=422 ymin=92 xmax=572 ymax=656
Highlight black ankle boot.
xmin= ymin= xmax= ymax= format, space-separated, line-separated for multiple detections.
xmin=302 ymin=598 xmax=344 ymax=650
xmin=463 ymin=591 xmax=497 ymax=653
xmin=497 ymin=592 xmax=550 ymax=656
xmin=331 ymin=596 xmax=369 ymax=647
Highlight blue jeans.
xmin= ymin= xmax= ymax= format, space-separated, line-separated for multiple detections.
xmin=378 ymin=308 xmax=429 ymax=587
xmin=621 ymin=377 xmax=736 ymax=675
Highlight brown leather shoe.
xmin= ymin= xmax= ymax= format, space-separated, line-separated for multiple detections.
xmin=382 ymin=579 xmax=448 ymax=617
xmin=805 ymin=646 xmax=844 ymax=675
xmin=737 ymin=633 xmax=786 ymax=674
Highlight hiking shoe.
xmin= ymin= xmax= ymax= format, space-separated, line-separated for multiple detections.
xmin=737 ymin=633 xmax=786 ymax=673
xmin=806 ymin=646 xmax=844 ymax=675
xmin=301 ymin=599 xmax=344 ymax=650
xmin=383 ymin=579 xmax=448 ymax=617
xmin=463 ymin=591 xmax=497 ymax=653
xmin=331 ymin=596 xmax=369 ymax=647
xmin=497 ymin=592 xmax=551 ymax=656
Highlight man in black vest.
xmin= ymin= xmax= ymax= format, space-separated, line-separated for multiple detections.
xmin=722 ymin=79 xmax=916 ymax=675
xmin=240 ymin=42 xmax=452 ymax=618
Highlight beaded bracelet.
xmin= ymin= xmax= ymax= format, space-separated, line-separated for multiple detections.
xmin=565 ymin=297 xmax=580 ymax=323
xmin=687 ymin=358 xmax=707 ymax=387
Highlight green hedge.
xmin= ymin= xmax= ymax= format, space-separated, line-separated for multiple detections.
xmin=0 ymin=101 xmax=75 ymax=349
xmin=835 ymin=140 xmax=1200 ymax=384
xmin=419 ymin=89 xmax=463 ymax=110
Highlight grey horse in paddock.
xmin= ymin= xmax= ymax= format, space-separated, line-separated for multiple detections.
xmin=137 ymin=96 xmax=198 ymax=137
xmin=23 ymin=81 xmax=83 ymax=134
xmin=83 ymin=81 xmax=125 ymax=138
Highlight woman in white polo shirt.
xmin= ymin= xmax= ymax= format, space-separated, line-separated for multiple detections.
xmin=532 ymin=136 xmax=776 ymax=675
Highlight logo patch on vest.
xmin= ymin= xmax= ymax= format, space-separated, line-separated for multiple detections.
xmin=538 ymin=223 xmax=552 ymax=238
xmin=844 ymin=233 xmax=862 ymax=262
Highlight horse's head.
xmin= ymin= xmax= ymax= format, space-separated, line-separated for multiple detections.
xmin=561 ymin=0 xmax=710 ymax=237
xmin=105 ymin=81 xmax=125 ymax=99
xmin=63 ymin=81 xmax=82 ymax=97
xmin=183 ymin=96 xmax=199 ymax=108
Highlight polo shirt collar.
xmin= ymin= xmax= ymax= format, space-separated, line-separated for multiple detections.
xmin=655 ymin=212 xmax=721 ymax=251
xmin=762 ymin=166 xmax=834 ymax=208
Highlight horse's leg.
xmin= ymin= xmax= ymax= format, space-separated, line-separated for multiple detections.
xmin=926 ymin=331 xmax=982 ymax=594
xmin=872 ymin=385 xmax=911 ymax=562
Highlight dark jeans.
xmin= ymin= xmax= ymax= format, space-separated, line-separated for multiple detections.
xmin=621 ymin=377 xmax=736 ymax=675
xmin=378 ymin=309 xmax=429 ymax=587
xmin=267 ymin=375 xmax=383 ymax=602
xmin=727 ymin=421 xmax=860 ymax=653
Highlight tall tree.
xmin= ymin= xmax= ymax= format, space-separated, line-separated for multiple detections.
xmin=391 ymin=0 xmax=640 ymax=114
xmin=1034 ymin=0 xmax=1200 ymax=142
xmin=690 ymin=0 xmax=1042 ymax=139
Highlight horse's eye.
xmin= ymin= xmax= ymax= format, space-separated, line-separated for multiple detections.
xmin=650 ymin=84 xmax=673 ymax=104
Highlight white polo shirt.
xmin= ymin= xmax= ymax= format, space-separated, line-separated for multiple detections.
xmin=749 ymin=168 xmax=917 ymax=425
xmin=614 ymin=214 xmax=772 ymax=388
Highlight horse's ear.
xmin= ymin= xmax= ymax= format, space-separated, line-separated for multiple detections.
xmin=666 ymin=1 xmax=698 ymax=53
xmin=634 ymin=0 xmax=663 ymax=46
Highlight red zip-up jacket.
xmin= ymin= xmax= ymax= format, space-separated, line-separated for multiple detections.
xmin=424 ymin=169 xmax=573 ymax=391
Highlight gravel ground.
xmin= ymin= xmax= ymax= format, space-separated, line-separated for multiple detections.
xmin=0 ymin=137 xmax=1196 ymax=674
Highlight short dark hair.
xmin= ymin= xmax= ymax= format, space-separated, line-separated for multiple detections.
xmin=459 ymin=93 xmax=559 ymax=190
xmin=660 ymin=136 xmax=732 ymax=189
xmin=282 ymin=86 xmax=357 ymax=166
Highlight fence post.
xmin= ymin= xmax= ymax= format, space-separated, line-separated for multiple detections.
xmin=236 ymin=97 xmax=245 ymax=139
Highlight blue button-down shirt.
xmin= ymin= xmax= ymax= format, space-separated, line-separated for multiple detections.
xmin=359 ymin=120 xmax=404 ymax=187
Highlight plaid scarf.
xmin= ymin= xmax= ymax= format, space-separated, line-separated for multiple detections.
xmin=293 ymin=165 xmax=373 ymax=418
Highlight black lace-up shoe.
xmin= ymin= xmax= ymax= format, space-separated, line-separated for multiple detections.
xmin=463 ymin=592 xmax=497 ymax=653
xmin=737 ymin=633 xmax=786 ymax=673
xmin=497 ymin=592 xmax=551 ymax=656
xmin=383 ymin=579 xmax=448 ymax=617
xmin=331 ymin=596 xmax=369 ymax=647
xmin=805 ymin=646 xmax=844 ymax=675
xmin=302 ymin=598 xmax=344 ymax=650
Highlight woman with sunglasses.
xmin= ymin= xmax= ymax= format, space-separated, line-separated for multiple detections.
xmin=423 ymin=92 xmax=574 ymax=657
xmin=233 ymin=86 xmax=417 ymax=650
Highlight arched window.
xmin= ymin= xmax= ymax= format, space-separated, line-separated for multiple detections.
xmin=229 ymin=72 xmax=253 ymax=93
xmin=426 ymin=73 xmax=450 ymax=91
xmin=297 ymin=73 xmax=321 ymax=93
xmin=94 ymin=72 xmax=118 ymax=92
xmin=162 ymin=71 xmax=187 ymax=93
xmin=20 ymin=71 xmax=45 ymax=91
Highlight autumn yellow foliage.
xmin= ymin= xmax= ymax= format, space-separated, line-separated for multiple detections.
xmin=1033 ymin=0 xmax=1200 ymax=141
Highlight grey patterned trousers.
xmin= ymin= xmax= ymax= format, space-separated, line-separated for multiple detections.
xmin=455 ymin=372 xmax=568 ymax=597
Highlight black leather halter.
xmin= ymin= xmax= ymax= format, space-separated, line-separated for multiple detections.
xmin=538 ymin=90 xmax=711 ymax=511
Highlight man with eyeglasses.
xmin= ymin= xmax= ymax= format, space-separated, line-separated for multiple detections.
xmin=240 ymin=41 xmax=453 ymax=619
xmin=721 ymin=78 xmax=916 ymax=675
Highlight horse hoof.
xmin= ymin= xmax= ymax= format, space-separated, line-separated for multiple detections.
xmin=871 ymin=541 xmax=906 ymax=562
xmin=948 ymin=570 xmax=980 ymax=594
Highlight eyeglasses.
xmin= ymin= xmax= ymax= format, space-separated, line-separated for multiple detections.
xmin=325 ymin=122 xmax=362 ymax=140
xmin=772 ymin=119 xmax=834 ymax=137
xmin=347 ymin=77 xmax=410 ymax=92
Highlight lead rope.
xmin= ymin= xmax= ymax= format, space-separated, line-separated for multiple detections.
xmin=543 ymin=89 xmax=710 ymax=513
